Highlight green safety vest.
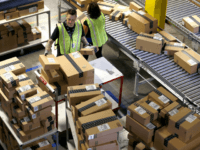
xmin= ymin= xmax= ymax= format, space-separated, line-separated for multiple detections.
xmin=86 ymin=12 xmax=108 ymax=47
xmin=55 ymin=20 xmax=82 ymax=55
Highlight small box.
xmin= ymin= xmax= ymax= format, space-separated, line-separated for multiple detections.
xmin=129 ymin=2 xmax=143 ymax=11
xmin=17 ymin=73 xmax=34 ymax=86
xmin=158 ymin=30 xmax=177 ymax=42
xmin=41 ymin=68 xmax=63 ymax=84
xmin=39 ymin=55 xmax=60 ymax=70
xmin=85 ymin=140 xmax=119 ymax=150
xmin=67 ymin=83 xmax=101 ymax=106
xmin=5 ymin=11 xmax=19 ymax=20
xmin=135 ymin=142 xmax=146 ymax=150
xmin=80 ymin=46 xmax=98 ymax=55
xmin=0 ymin=71 xmax=19 ymax=88
xmin=18 ymin=116 xmax=41 ymax=132
xmin=182 ymin=15 xmax=200 ymax=33
xmin=98 ymin=2 xmax=115 ymax=15
xmin=11 ymin=103 xmax=26 ymax=118
xmin=0 ymin=11 xmax=4 ymax=20
xmin=109 ymin=10 xmax=121 ymax=21
xmin=0 ymin=25 xmax=8 ymax=36
xmin=174 ymin=48 xmax=200 ymax=74
xmin=164 ymin=42 xmax=186 ymax=56
xmin=32 ymin=26 xmax=42 ymax=40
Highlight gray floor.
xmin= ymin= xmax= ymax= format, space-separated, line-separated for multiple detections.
xmin=1 ymin=0 xmax=199 ymax=149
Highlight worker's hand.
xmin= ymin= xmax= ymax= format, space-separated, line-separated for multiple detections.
xmin=44 ymin=50 xmax=49 ymax=56
xmin=95 ymin=46 xmax=99 ymax=52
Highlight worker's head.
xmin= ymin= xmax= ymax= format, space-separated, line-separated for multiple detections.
xmin=66 ymin=9 xmax=77 ymax=27
xmin=87 ymin=2 xmax=101 ymax=19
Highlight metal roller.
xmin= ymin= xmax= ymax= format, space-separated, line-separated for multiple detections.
xmin=162 ymin=68 xmax=183 ymax=78
xmin=181 ymin=83 xmax=200 ymax=94
xmin=177 ymin=78 xmax=200 ymax=90
xmin=171 ymin=73 xmax=198 ymax=85
xmin=165 ymin=71 xmax=187 ymax=80
xmin=145 ymin=55 xmax=169 ymax=65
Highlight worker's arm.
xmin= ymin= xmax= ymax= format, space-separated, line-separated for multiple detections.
xmin=44 ymin=39 xmax=54 ymax=55
xmin=81 ymin=36 xmax=90 ymax=46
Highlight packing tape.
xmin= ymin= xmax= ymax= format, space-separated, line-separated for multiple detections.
xmin=19 ymin=77 xmax=30 ymax=82
xmin=68 ymin=87 xmax=100 ymax=94
xmin=153 ymin=89 xmax=173 ymax=104
xmin=112 ymin=11 xmax=120 ymax=21
xmin=98 ymin=3 xmax=114 ymax=8
xmin=18 ymin=4 xmax=38 ymax=11
xmin=65 ymin=54 xmax=83 ymax=78
xmin=53 ymin=82 xmax=61 ymax=96
xmin=189 ymin=16 xmax=200 ymax=31
xmin=182 ymin=50 xmax=200 ymax=69
xmin=0 ymin=60 xmax=21 ymax=69
xmin=175 ymin=111 xmax=195 ymax=129
xmin=135 ymin=11 xmax=153 ymax=28
xmin=50 ymin=120 xmax=54 ymax=125
xmin=47 ymin=125 xmax=52 ymax=131
xmin=164 ymin=134 xmax=178 ymax=147
xmin=139 ymin=34 xmax=164 ymax=46
xmin=165 ymin=44 xmax=185 ymax=48
xmin=160 ymin=34 xmax=170 ymax=42
xmin=125 ymin=20 xmax=128 ymax=26
xmin=16 ymin=21 xmax=26 ymax=32
xmin=80 ymin=139 xmax=85 ymax=145
xmin=28 ymin=94 xmax=50 ymax=105
xmin=31 ymin=144 xmax=40 ymax=149
xmin=71 ymin=0 xmax=85 ymax=8
xmin=47 ymin=116 xmax=53 ymax=122
xmin=17 ymin=84 xmax=35 ymax=93
xmin=5 ymin=25 xmax=15 ymax=36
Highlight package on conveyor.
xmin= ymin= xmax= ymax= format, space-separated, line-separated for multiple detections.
xmin=32 ymin=26 xmax=42 ymax=40
xmin=109 ymin=4 xmax=130 ymax=21
xmin=41 ymin=68 xmax=63 ymax=84
xmin=70 ymin=0 xmax=91 ymax=11
xmin=57 ymin=51 xmax=94 ymax=86
xmin=154 ymin=126 xmax=200 ymax=150
xmin=39 ymin=54 xmax=60 ymax=71
xmin=136 ymin=32 xmax=164 ymax=54
xmin=158 ymin=30 xmax=177 ymax=42
xmin=78 ymin=109 xmax=123 ymax=147
xmin=174 ymin=48 xmax=200 ymax=74
xmin=18 ymin=0 xmax=44 ymax=17
xmin=109 ymin=10 xmax=121 ymax=21
xmin=128 ymin=10 xmax=158 ymax=34
xmin=0 ymin=71 xmax=19 ymax=89
xmin=67 ymin=83 xmax=101 ymax=106
xmin=74 ymin=94 xmax=112 ymax=120
xmin=97 ymin=1 xmax=115 ymax=15
xmin=80 ymin=46 xmax=99 ymax=55
xmin=164 ymin=42 xmax=186 ymax=56
xmin=129 ymin=2 xmax=143 ymax=11
xmin=182 ymin=15 xmax=200 ymax=33
xmin=148 ymin=87 xmax=178 ymax=107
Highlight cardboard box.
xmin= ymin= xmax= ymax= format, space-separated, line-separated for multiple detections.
xmin=0 ymin=90 xmax=12 ymax=118
xmin=16 ymin=19 xmax=32 ymax=34
xmin=126 ymin=115 xmax=154 ymax=144
xmin=167 ymin=107 xmax=200 ymax=142
xmin=80 ymin=46 xmax=98 ymax=55
xmin=164 ymin=42 xmax=186 ymax=56
xmin=75 ymin=94 xmax=112 ymax=119
xmin=97 ymin=2 xmax=115 ymax=14
xmin=39 ymin=55 xmax=60 ymax=71
xmin=0 ymin=25 xmax=8 ymax=36
xmin=5 ymin=11 xmax=19 ymax=20
xmin=174 ymin=48 xmax=200 ymax=74
xmin=135 ymin=142 xmax=146 ymax=150
xmin=32 ymin=26 xmax=42 ymax=40
xmin=2 ymin=83 xmax=16 ymax=99
xmin=123 ymin=18 xmax=129 ymax=25
xmin=18 ymin=116 xmax=41 ymax=132
xmin=78 ymin=109 xmax=123 ymax=146
xmin=67 ymin=83 xmax=101 ymax=106
xmin=182 ymin=15 xmax=200 ymax=33
xmin=129 ymin=11 xmax=158 ymax=34
xmin=15 ymin=95 xmax=25 ymax=111
xmin=41 ymin=68 xmax=63 ymax=84
xmin=26 ymin=91 xmax=54 ymax=112
xmin=148 ymin=87 xmax=178 ymax=107
xmin=9 ymin=21 xmax=24 ymax=36
xmin=11 ymin=103 xmax=26 ymax=118
xmin=129 ymin=2 xmax=143 ymax=11
xmin=109 ymin=10 xmax=122 ymax=21
xmin=57 ymin=52 xmax=94 ymax=86
xmin=159 ymin=31 xmax=177 ymax=42
xmin=43 ymin=121 xmax=56 ymax=133
xmin=0 ymin=11 xmax=4 ymax=20
xmin=17 ymin=73 xmax=34 ymax=86
xmin=35 ymin=84 xmax=44 ymax=94
xmin=128 ymin=132 xmax=140 ymax=146
xmin=136 ymin=33 xmax=164 ymax=54
xmin=0 ymin=71 xmax=19 ymax=88
xmin=17 ymin=35 xmax=25 ymax=45
xmin=41 ymin=112 xmax=55 ymax=127
xmin=85 ymin=140 xmax=119 ymax=150
xmin=0 ymin=57 xmax=26 ymax=75
xmin=70 ymin=0 xmax=88 ymax=11
xmin=32 ymin=139 xmax=53 ymax=150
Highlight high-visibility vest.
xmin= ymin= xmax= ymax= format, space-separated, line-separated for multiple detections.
xmin=56 ymin=20 xmax=82 ymax=55
xmin=86 ymin=12 xmax=108 ymax=47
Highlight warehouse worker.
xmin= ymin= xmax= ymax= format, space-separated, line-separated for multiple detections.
xmin=44 ymin=9 xmax=96 ymax=57
xmin=82 ymin=2 xmax=108 ymax=60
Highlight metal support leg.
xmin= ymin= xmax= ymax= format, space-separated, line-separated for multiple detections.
xmin=65 ymin=94 xmax=69 ymax=149
xmin=19 ymin=145 xmax=23 ymax=150
xmin=48 ymin=11 xmax=51 ymax=38
xmin=55 ymin=90 xmax=58 ymax=128
xmin=58 ymin=0 xmax=61 ymax=23
xmin=134 ymin=72 xmax=139 ymax=96
xmin=118 ymin=76 xmax=124 ymax=107
xmin=56 ymin=131 xmax=59 ymax=150
xmin=36 ymin=15 xmax=39 ymax=26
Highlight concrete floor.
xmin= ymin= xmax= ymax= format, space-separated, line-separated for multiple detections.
xmin=0 ymin=0 xmax=199 ymax=149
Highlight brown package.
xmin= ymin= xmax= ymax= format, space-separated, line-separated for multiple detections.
xmin=97 ymin=2 xmax=115 ymax=14
xmin=182 ymin=15 xmax=200 ymax=33
xmin=0 ymin=11 xmax=4 ymax=20
xmin=41 ymin=113 xmax=55 ymax=127
xmin=0 ymin=25 xmax=8 ymax=36
xmin=80 ymin=46 xmax=98 ymax=55
xmin=32 ymin=139 xmax=53 ymax=150
xmin=9 ymin=21 xmax=24 ymax=36
xmin=67 ymin=83 xmax=101 ymax=106
xmin=85 ymin=140 xmax=119 ymax=150
xmin=159 ymin=31 xmax=177 ymax=42
xmin=41 ymin=68 xmax=63 ymax=84
xmin=16 ymin=19 xmax=31 ymax=34
xmin=164 ymin=42 xmax=186 ymax=56
xmin=57 ymin=52 xmax=94 ymax=86
xmin=128 ymin=132 xmax=140 ymax=146
xmin=15 ymin=95 xmax=25 ymax=111
xmin=32 ymin=26 xmax=42 ymax=40
xmin=11 ymin=103 xmax=26 ymax=118
xmin=129 ymin=2 xmax=143 ymax=11
xmin=0 ymin=89 xmax=12 ymax=118
xmin=43 ymin=121 xmax=56 ymax=133
xmin=17 ymin=73 xmax=34 ymax=86
xmin=39 ymin=55 xmax=60 ymax=70
xmin=0 ymin=71 xmax=19 ymax=88
xmin=174 ymin=48 xmax=200 ymax=74
xmin=5 ymin=11 xmax=19 ymax=20
xmin=70 ymin=0 xmax=88 ymax=11
xmin=135 ymin=142 xmax=146 ymax=150
xmin=75 ymin=94 xmax=112 ymax=119
xmin=109 ymin=10 xmax=122 ymax=21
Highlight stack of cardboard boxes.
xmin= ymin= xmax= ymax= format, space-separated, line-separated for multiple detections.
xmin=0 ymin=0 xmax=44 ymax=21
xmin=126 ymin=86 xmax=200 ymax=150
xmin=0 ymin=57 xmax=56 ymax=143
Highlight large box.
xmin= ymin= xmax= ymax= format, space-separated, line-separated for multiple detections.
xmin=0 ymin=71 xmax=19 ymax=88
xmin=129 ymin=2 xmax=143 ymax=11
xmin=128 ymin=11 xmax=158 ymax=34
xmin=158 ymin=31 xmax=177 ymax=42
xmin=174 ymin=48 xmax=200 ymax=74
xmin=182 ymin=15 xmax=200 ymax=33
xmin=5 ymin=11 xmax=19 ymax=20
xmin=167 ymin=107 xmax=200 ymax=142
xmin=75 ymin=94 xmax=112 ymax=119
xmin=57 ymin=52 xmax=94 ymax=86
xmin=32 ymin=26 xmax=42 ymax=40
xmin=67 ymin=83 xmax=101 ymax=106
xmin=39 ymin=55 xmax=60 ymax=70
xmin=78 ymin=109 xmax=123 ymax=146
xmin=164 ymin=42 xmax=186 ymax=56
xmin=85 ymin=140 xmax=119 ymax=150
xmin=41 ymin=68 xmax=63 ymax=84
xmin=97 ymin=2 xmax=115 ymax=15
xmin=136 ymin=33 xmax=164 ymax=54
xmin=16 ymin=19 xmax=32 ymax=34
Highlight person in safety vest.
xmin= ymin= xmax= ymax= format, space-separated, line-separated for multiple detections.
xmin=82 ymin=2 xmax=108 ymax=60
xmin=44 ymin=9 xmax=98 ymax=57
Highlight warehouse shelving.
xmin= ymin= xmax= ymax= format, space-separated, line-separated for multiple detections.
xmin=0 ymin=107 xmax=59 ymax=150
xmin=0 ymin=5 xmax=51 ymax=56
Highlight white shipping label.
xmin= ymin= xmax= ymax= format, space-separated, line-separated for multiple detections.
xmin=168 ymin=108 xmax=179 ymax=116
xmin=34 ymin=106 xmax=38 ymax=112
xmin=146 ymin=123 xmax=156 ymax=130
xmin=186 ymin=114 xmax=197 ymax=123
xmin=158 ymin=95 xmax=170 ymax=104
xmin=127 ymin=110 xmax=131 ymax=116
xmin=29 ymin=96 xmax=41 ymax=104
xmin=153 ymin=36 xmax=162 ymax=41
xmin=182 ymin=21 xmax=185 ymax=26
xmin=149 ymin=102 xmax=160 ymax=110
xmin=19 ymin=85 xmax=31 ymax=92
xmin=85 ymin=85 xmax=96 ymax=91
xmin=185 ymin=17 xmax=194 ymax=23
xmin=117 ymin=6 xmax=126 ymax=9
xmin=95 ymin=98 xmax=107 ymax=106
xmin=154 ymin=33 xmax=162 ymax=38
xmin=38 ymin=140 xmax=50 ymax=147
xmin=21 ymin=94 xmax=25 ymax=101
xmin=188 ymin=59 xmax=197 ymax=66
xmin=12 ymin=118 xmax=17 ymax=124
xmin=4 ymin=65 xmax=15 ymax=72
xmin=138 ymin=10 xmax=146 ymax=15
xmin=128 ymin=24 xmax=131 ymax=29
xmin=102 ymin=6 xmax=111 ymax=11
xmin=77 ymin=2 xmax=81 ymax=6
xmin=24 ymin=147 xmax=32 ymax=150
xmin=6 ymin=15 xmax=10 ymax=20
xmin=88 ymin=134 xmax=94 ymax=140
xmin=32 ymin=114 xmax=36 ymax=119
xmin=88 ymin=148 xmax=92 ymax=150
xmin=135 ymin=106 xmax=146 ymax=115
xmin=97 ymin=123 xmax=110 ymax=132
xmin=17 ymin=74 xmax=26 ymax=80
xmin=29 ymin=6 xmax=37 ymax=13
xmin=48 ymin=58 xmax=56 ymax=63
xmin=23 ymin=116 xmax=31 ymax=122
xmin=123 ymin=11 xmax=131 ymax=16
xmin=164 ymin=51 xmax=168 ymax=55
xmin=72 ymin=52 xmax=80 ymax=58
xmin=3 ymin=72 xmax=13 ymax=81
xmin=174 ymin=43 xmax=183 ymax=46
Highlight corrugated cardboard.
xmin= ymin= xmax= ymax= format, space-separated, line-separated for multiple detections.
xmin=128 ymin=11 xmax=158 ymax=34
xmin=0 ymin=25 xmax=8 ymax=36
xmin=67 ymin=83 xmax=101 ymax=106
xmin=3 ymin=7 xmax=17 ymax=13
xmin=16 ymin=19 xmax=31 ymax=34
xmin=135 ymin=142 xmax=146 ymax=150
xmin=159 ymin=31 xmax=177 ymax=42
xmin=41 ymin=68 xmax=63 ymax=84
xmin=126 ymin=115 xmax=154 ymax=144
xmin=167 ymin=107 xmax=200 ymax=142
xmin=85 ymin=140 xmax=119 ymax=150
xmin=39 ymin=55 xmax=60 ymax=70
xmin=32 ymin=139 xmax=53 ymax=150
xmin=75 ymin=94 xmax=112 ymax=119
xmin=57 ymin=52 xmax=94 ymax=86
xmin=129 ymin=2 xmax=143 ymax=11
xmin=0 ymin=11 xmax=4 ymax=20
xmin=97 ymin=2 xmax=115 ymax=14
xmin=41 ymin=112 xmax=55 ymax=127
xmin=0 ymin=89 xmax=12 ymax=118
xmin=109 ymin=10 xmax=121 ymax=21
xmin=0 ymin=71 xmax=19 ymax=88
xmin=128 ymin=132 xmax=140 ymax=146
xmin=32 ymin=26 xmax=42 ymax=40
xmin=78 ymin=109 xmax=122 ymax=146
xmin=15 ymin=95 xmax=25 ymax=111
xmin=9 ymin=21 xmax=24 ymax=36
xmin=136 ymin=33 xmax=164 ymax=54
xmin=164 ymin=42 xmax=185 ymax=56
xmin=80 ymin=46 xmax=98 ymax=55
xmin=17 ymin=116 xmax=40 ymax=132
xmin=26 ymin=91 xmax=54 ymax=112
xmin=1 ymin=82 xmax=16 ymax=99
xmin=11 ymin=103 xmax=26 ymax=118
xmin=174 ymin=48 xmax=200 ymax=74
xmin=17 ymin=73 xmax=34 ymax=86
xmin=4 ymin=11 xmax=19 ymax=20
xmin=182 ymin=15 xmax=200 ymax=33
xmin=43 ymin=121 xmax=56 ymax=133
